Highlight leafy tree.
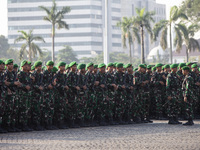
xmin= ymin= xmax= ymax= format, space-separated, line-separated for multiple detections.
xmin=0 ymin=35 xmax=10 ymax=58
xmin=14 ymin=29 xmax=45 ymax=62
xmin=56 ymin=45 xmax=78 ymax=64
xmin=153 ymin=6 xmax=188 ymax=64
xmin=39 ymin=0 xmax=71 ymax=62
xmin=134 ymin=8 xmax=155 ymax=64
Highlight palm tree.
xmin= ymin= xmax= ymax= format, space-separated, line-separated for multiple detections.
xmin=14 ymin=29 xmax=45 ymax=62
xmin=174 ymin=24 xmax=200 ymax=62
xmin=117 ymin=17 xmax=140 ymax=63
xmin=39 ymin=0 xmax=71 ymax=62
xmin=153 ymin=6 xmax=188 ymax=64
xmin=134 ymin=8 xmax=155 ymax=64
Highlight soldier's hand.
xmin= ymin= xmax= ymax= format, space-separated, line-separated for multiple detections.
xmin=83 ymin=85 xmax=87 ymax=90
xmin=26 ymin=85 xmax=31 ymax=91
xmin=195 ymin=82 xmax=200 ymax=86
xmin=122 ymin=85 xmax=125 ymax=89
xmin=76 ymin=86 xmax=80 ymax=91
xmin=184 ymin=97 xmax=187 ymax=103
xmin=39 ymin=86 xmax=43 ymax=91
xmin=5 ymin=81 xmax=11 ymax=86
xmin=159 ymin=81 xmax=164 ymax=85
xmin=64 ymin=85 xmax=69 ymax=90
xmin=130 ymin=86 xmax=134 ymax=90
xmin=14 ymin=81 xmax=21 ymax=86
xmin=168 ymin=96 xmax=172 ymax=100
xmin=100 ymin=84 xmax=105 ymax=88
xmin=7 ymin=88 xmax=12 ymax=95
xmin=31 ymin=76 xmax=35 ymax=82
xmin=95 ymin=81 xmax=99 ymax=86
xmin=52 ymin=79 xmax=56 ymax=86
xmin=115 ymin=86 xmax=118 ymax=91
xmin=48 ymin=84 xmax=53 ymax=89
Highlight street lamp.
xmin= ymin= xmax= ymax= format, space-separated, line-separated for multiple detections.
xmin=104 ymin=0 xmax=109 ymax=65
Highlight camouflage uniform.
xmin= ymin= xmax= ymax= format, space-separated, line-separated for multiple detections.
xmin=95 ymin=72 xmax=107 ymax=125
xmin=42 ymin=70 xmax=55 ymax=127
xmin=0 ymin=71 xmax=6 ymax=132
xmin=114 ymin=71 xmax=126 ymax=123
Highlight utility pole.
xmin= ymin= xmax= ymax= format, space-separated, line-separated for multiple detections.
xmin=104 ymin=0 xmax=109 ymax=65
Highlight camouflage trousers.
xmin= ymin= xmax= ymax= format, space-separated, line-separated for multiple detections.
xmin=43 ymin=90 xmax=54 ymax=124
xmin=143 ymin=91 xmax=151 ymax=118
xmin=0 ymin=91 xmax=6 ymax=125
xmin=31 ymin=92 xmax=43 ymax=125
xmin=3 ymin=94 xmax=14 ymax=126
xmin=114 ymin=90 xmax=126 ymax=119
xmin=107 ymin=90 xmax=115 ymax=119
xmin=96 ymin=90 xmax=108 ymax=120
xmin=185 ymin=96 xmax=194 ymax=119
xmin=167 ymin=91 xmax=179 ymax=118
xmin=86 ymin=90 xmax=96 ymax=120
xmin=132 ymin=90 xmax=140 ymax=118
xmin=67 ymin=92 xmax=79 ymax=121
xmin=18 ymin=91 xmax=30 ymax=126
xmin=123 ymin=91 xmax=133 ymax=121
xmin=154 ymin=89 xmax=163 ymax=114
xmin=76 ymin=92 xmax=88 ymax=120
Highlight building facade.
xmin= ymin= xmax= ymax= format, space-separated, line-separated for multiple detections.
xmin=7 ymin=0 xmax=122 ymax=59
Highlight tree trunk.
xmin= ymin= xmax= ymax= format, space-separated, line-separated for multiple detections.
xmin=28 ymin=43 xmax=32 ymax=62
xmin=186 ymin=48 xmax=189 ymax=62
xmin=52 ymin=24 xmax=55 ymax=62
xmin=129 ymin=41 xmax=132 ymax=63
xmin=141 ymin=25 xmax=145 ymax=64
xmin=169 ymin=23 xmax=173 ymax=64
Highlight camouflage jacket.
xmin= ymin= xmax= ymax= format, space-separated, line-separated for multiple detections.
xmin=0 ymin=71 xmax=5 ymax=92
xmin=125 ymin=72 xmax=133 ymax=91
xmin=67 ymin=71 xmax=78 ymax=92
xmin=176 ymin=70 xmax=185 ymax=88
xmin=17 ymin=71 xmax=31 ymax=92
xmin=54 ymin=71 xmax=67 ymax=93
xmin=114 ymin=71 xmax=126 ymax=91
xmin=182 ymin=75 xmax=195 ymax=98
xmin=77 ymin=72 xmax=88 ymax=89
xmin=32 ymin=70 xmax=44 ymax=93
xmin=4 ymin=70 xmax=17 ymax=92
xmin=95 ymin=72 xmax=107 ymax=91
xmin=166 ymin=72 xmax=179 ymax=96
xmin=43 ymin=70 xmax=54 ymax=91
xmin=106 ymin=71 xmax=115 ymax=90
xmin=151 ymin=71 xmax=165 ymax=89
xmin=85 ymin=71 xmax=96 ymax=91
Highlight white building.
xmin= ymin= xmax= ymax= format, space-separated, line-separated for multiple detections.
xmin=121 ymin=0 xmax=166 ymax=58
xmin=7 ymin=0 xmax=122 ymax=59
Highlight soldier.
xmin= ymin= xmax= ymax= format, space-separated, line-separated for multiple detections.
xmin=95 ymin=63 xmax=108 ymax=126
xmin=134 ymin=64 xmax=148 ymax=123
xmin=54 ymin=62 xmax=69 ymax=129
xmin=124 ymin=64 xmax=134 ymax=124
xmin=166 ymin=64 xmax=182 ymax=124
xmin=85 ymin=63 xmax=99 ymax=126
xmin=31 ymin=61 xmax=45 ymax=131
xmin=93 ymin=65 xmax=98 ymax=76
xmin=66 ymin=61 xmax=80 ymax=128
xmin=17 ymin=60 xmax=33 ymax=131
xmin=3 ymin=59 xmax=21 ymax=132
xmin=151 ymin=63 xmax=165 ymax=120
xmin=65 ymin=64 xmax=70 ymax=75
xmin=0 ymin=60 xmax=7 ymax=133
xmin=42 ymin=60 xmax=57 ymax=130
xmin=114 ymin=63 xmax=126 ymax=124
xmin=77 ymin=63 xmax=89 ymax=127
xmin=106 ymin=63 xmax=117 ymax=125
xmin=182 ymin=66 xmax=195 ymax=125
xmin=13 ymin=64 xmax=19 ymax=74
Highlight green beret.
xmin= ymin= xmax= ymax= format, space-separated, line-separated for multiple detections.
xmin=138 ymin=64 xmax=146 ymax=69
xmin=191 ymin=64 xmax=198 ymax=68
xmin=57 ymin=61 xmax=66 ymax=67
xmin=27 ymin=61 xmax=31 ymax=65
xmin=0 ymin=60 xmax=5 ymax=65
xmin=52 ymin=66 xmax=58 ymax=73
xmin=124 ymin=63 xmax=132 ymax=69
xmin=77 ymin=63 xmax=86 ymax=69
xmin=94 ymin=64 xmax=98 ymax=69
xmin=133 ymin=68 xmax=138 ymax=71
xmin=42 ymin=66 xmax=46 ymax=70
xmin=34 ymin=61 xmax=42 ymax=68
xmin=13 ymin=64 xmax=18 ymax=68
xmin=20 ymin=60 xmax=28 ymax=67
xmin=5 ymin=59 xmax=13 ymax=65
xmin=182 ymin=66 xmax=190 ymax=71
xmin=155 ymin=63 xmax=163 ymax=68
xmin=46 ymin=60 xmax=54 ymax=66
xmin=179 ymin=63 xmax=186 ymax=68
xmin=98 ymin=63 xmax=106 ymax=68
xmin=65 ymin=64 xmax=69 ymax=69
xmin=69 ymin=61 xmax=77 ymax=67
xmin=147 ymin=65 xmax=152 ymax=69
xmin=107 ymin=63 xmax=114 ymax=67
xmin=152 ymin=66 xmax=156 ymax=71
xmin=186 ymin=62 xmax=192 ymax=66
xmin=164 ymin=64 xmax=170 ymax=69
xmin=31 ymin=66 xmax=35 ymax=71
xmin=144 ymin=64 xmax=147 ymax=67
xmin=113 ymin=62 xmax=118 ymax=67
xmin=170 ymin=64 xmax=178 ymax=69
xmin=116 ymin=63 xmax=123 ymax=68
xmin=86 ymin=62 xmax=94 ymax=68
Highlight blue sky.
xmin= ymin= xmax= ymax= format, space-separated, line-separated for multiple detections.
xmin=0 ymin=0 xmax=184 ymax=37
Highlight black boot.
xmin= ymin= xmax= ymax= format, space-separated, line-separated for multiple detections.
xmin=99 ymin=118 xmax=107 ymax=126
xmin=21 ymin=124 xmax=32 ymax=132
xmin=6 ymin=124 xmax=16 ymax=132
xmin=69 ymin=120 xmax=79 ymax=128
xmin=118 ymin=117 xmax=126 ymax=125
xmin=146 ymin=116 xmax=153 ymax=123
xmin=0 ymin=124 xmax=7 ymax=133
xmin=141 ymin=117 xmax=149 ymax=123
xmin=183 ymin=118 xmax=194 ymax=126
xmin=34 ymin=123 xmax=45 ymax=131
xmin=157 ymin=113 xmax=165 ymax=120
xmin=57 ymin=121 xmax=68 ymax=129
xmin=109 ymin=117 xmax=118 ymax=125
xmin=174 ymin=116 xmax=182 ymax=124
xmin=79 ymin=119 xmax=86 ymax=127
xmin=133 ymin=117 xmax=141 ymax=124
xmin=11 ymin=124 xmax=22 ymax=132
xmin=168 ymin=117 xmax=177 ymax=125
xmin=90 ymin=119 xmax=99 ymax=127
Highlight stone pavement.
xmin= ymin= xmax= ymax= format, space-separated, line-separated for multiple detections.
xmin=0 ymin=120 xmax=200 ymax=150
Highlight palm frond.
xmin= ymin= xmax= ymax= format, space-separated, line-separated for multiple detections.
xmin=56 ymin=20 xmax=69 ymax=29
xmin=31 ymin=36 xmax=45 ymax=43
xmin=174 ymin=26 xmax=183 ymax=52
xmin=19 ymin=43 xmax=27 ymax=60
xmin=14 ymin=36 xmax=26 ymax=43
xmin=160 ymin=27 xmax=168 ymax=50
xmin=153 ymin=20 xmax=168 ymax=41
xmin=39 ymin=6 xmax=51 ymax=15
xmin=189 ymin=38 xmax=200 ymax=52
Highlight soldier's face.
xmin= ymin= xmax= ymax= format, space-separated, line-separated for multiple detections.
xmin=100 ymin=67 xmax=105 ymax=73
xmin=36 ymin=65 xmax=42 ymax=72
xmin=88 ymin=66 xmax=94 ymax=72
xmin=59 ymin=66 xmax=65 ymax=72
xmin=147 ymin=69 xmax=151 ymax=73
xmin=165 ymin=68 xmax=170 ymax=72
xmin=182 ymin=70 xmax=189 ymax=76
xmin=80 ymin=68 xmax=85 ymax=74
xmin=171 ymin=67 xmax=177 ymax=73
xmin=6 ymin=63 xmax=13 ymax=70
xmin=47 ymin=65 xmax=53 ymax=71
xmin=107 ymin=66 xmax=113 ymax=72
xmin=22 ymin=64 xmax=28 ymax=71
xmin=0 ymin=64 xmax=5 ymax=70
xmin=94 ymin=68 xmax=98 ymax=73
xmin=127 ymin=66 xmax=133 ymax=72
xmin=157 ymin=67 xmax=162 ymax=72
xmin=27 ymin=65 xmax=31 ymax=71
xmin=71 ymin=65 xmax=77 ymax=72
xmin=117 ymin=67 xmax=122 ymax=72
xmin=14 ymin=68 xmax=18 ymax=72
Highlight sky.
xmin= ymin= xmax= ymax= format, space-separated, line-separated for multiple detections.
xmin=0 ymin=0 xmax=184 ymax=37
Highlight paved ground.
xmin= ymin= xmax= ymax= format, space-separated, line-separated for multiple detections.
xmin=0 ymin=120 xmax=200 ymax=150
